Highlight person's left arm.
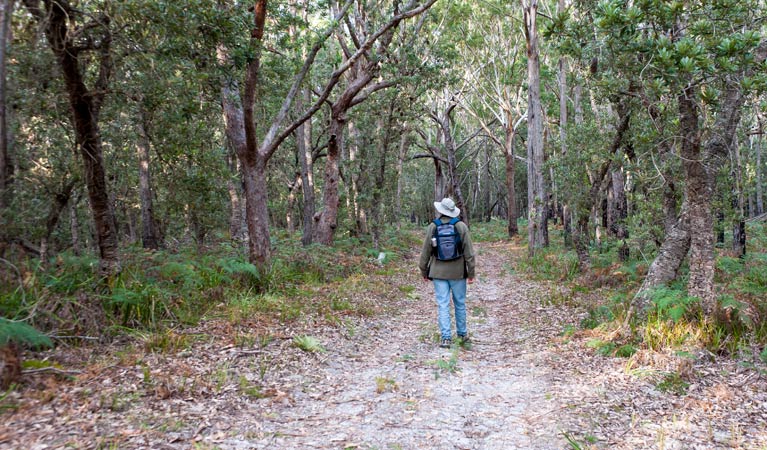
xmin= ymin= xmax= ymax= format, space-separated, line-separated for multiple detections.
xmin=460 ymin=222 xmax=476 ymax=281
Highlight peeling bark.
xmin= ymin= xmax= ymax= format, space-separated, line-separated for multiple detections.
xmin=632 ymin=203 xmax=691 ymax=313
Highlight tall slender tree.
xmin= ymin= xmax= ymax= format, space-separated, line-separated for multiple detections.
xmin=24 ymin=0 xmax=120 ymax=274
xmin=523 ymin=0 xmax=547 ymax=255
xmin=0 ymin=0 xmax=13 ymax=214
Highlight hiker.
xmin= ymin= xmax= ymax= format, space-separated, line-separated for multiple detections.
xmin=418 ymin=197 xmax=476 ymax=348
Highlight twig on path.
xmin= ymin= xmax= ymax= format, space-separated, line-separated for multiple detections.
xmin=22 ymin=367 xmax=83 ymax=376
xmin=234 ymin=349 xmax=267 ymax=357
xmin=50 ymin=335 xmax=100 ymax=341
xmin=524 ymin=405 xmax=571 ymax=422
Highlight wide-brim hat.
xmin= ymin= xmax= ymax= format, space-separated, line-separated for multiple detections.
xmin=434 ymin=198 xmax=460 ymax=218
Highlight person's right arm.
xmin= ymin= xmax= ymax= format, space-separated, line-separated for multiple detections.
xmin=418 ymin=223 xmax=434 ymax=280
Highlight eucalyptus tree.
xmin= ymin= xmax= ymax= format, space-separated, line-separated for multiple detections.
xmin=23 ymin=0 xmax=120 ymax=274
xmin=313 ymin=0 xmax=436 ymax=245
xmin=218 ymin=0 xmax=438 ymax=267
xmin=455 ymin=0 xmax=526 ymax=236
xmin=522 ymin=0 xmax=548 ymax=255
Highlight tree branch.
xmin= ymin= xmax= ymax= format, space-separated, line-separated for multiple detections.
xmin=349 ymin=80 xmax=396 ymax=108
xmin=263 ymin=0 xmax=438 ymax=160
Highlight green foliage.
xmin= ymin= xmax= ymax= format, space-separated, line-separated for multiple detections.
xmin=587 ymin=338 xmax=616 ymax=356
xmin=43 ymin=255 xmax=98 ymax=294
xmin=717 ymin=256 xmax=744 ymax=280
xmin=292 ymin=335 xmax=325 ymax=353
xmin=655 ymin=372 xmax=690 ymax=396
xmin=470 ymin=218 xmax=512 ymax=242
xmin=581 ymin=305 xmax=614 ymax=330
xmin=614 ymin=344 xmax=637 ymax=358
xmin=562 ymin=431 xmax=585 ymax=450
xmin=648 ymin=287 xmax=699 ymax=323
xmin=238 ymin=376 xmax=264 ymax=399
xmin=514 ymin=248 xmax=579 ymax=282
xmin=0 ymin=318 xmax=52 ymax=349
xmin=430 ymin=348 xmax=460 ymax=378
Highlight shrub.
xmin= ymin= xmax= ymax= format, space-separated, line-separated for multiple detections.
xmin=0 ymin=318 xmax=52 ymax=349
xmin=648 ymin=287 xmax=699 ymax=323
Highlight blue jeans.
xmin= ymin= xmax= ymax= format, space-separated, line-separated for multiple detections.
xmin=433 ymin=278 xmax=467 ymax=340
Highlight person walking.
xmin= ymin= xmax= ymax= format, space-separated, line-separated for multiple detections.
xmin=418 ymin=198 xmax=476 ymax=348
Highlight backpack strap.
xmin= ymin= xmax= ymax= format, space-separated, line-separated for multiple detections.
xmin=448 ymin=217 xmax=460 ymax=225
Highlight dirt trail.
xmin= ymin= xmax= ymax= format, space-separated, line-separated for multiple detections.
xmin=6 ymin=241 xmax=767 ymax=449
xmin=212 ymin=242 xmax=567 ymax=449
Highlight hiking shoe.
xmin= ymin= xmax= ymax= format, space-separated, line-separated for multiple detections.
xmin=457 ymin=335 xmax=470 ymax=344
xmin=439 ymin=338 xmax=452 ymax=348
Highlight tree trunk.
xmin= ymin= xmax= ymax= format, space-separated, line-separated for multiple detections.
xmin=611 ymin=169 xmax=629 ymax=260
xmin=573 ymin=211 xmax=590 ymax=270
xmin=663 ymin=180 xmax=678 ymax=236
xmin=371 ymin=109 xmax=393 ymax=248
xmin=565 ymin=81 xmax=583 ymax=247
xmin=755 ymin=125 xmax=764 ymax=216
xmin=69 ymin=192 xmax=81 ymax=256
xmin=439 ymin=106 xmax=468 ymax=225
xmin=238 ymin=158 xmax=270 ymax=265
xmin=395 ymin=129 xmax=409 ymax=229
xmin=523 ymin=0 xmax=547 ymax=256
xmin=681 ymin=86 xmax=749 ymax=312
xmin=348 ymin=121 xmax=368 ymax=236
xmin=40 ymin=179 xmax=76 ymax=267
xmin=679 ymin=87 xmax=716 ymax=310
xmin=296 ymin=88 xmax=315 ymax=246
xmin=286 ymin=173 xmax=301 ymax=233
xmin=504 ymin=121 xmax=518 ymax=237
xmin=434 ymin=151 xmax=446 ymax=202
xmin=126 ymin=206 xmax=138 ymax=245
xmin=136 ymin=106 xmax=161 ymax=250
xmin=632 ymin=204 xmax=691 ymax=313
xmin=225 ymin=149 xmax=245 ymax=241
xmin=26 ymin=0 xmax=120 ymax=275
xmin=0 ymin=0 xmax=13 ymax=212
xmin=315 ymin=117 xmax=344 ymax=245
xmin=731 ymin=140 xmax=746 ymax=257
xmin=218 ymin=54 xmax=272 ymax=265
xmin=484 ymin=147 xmax=494 ymax=222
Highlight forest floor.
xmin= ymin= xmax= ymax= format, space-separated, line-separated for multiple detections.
xmin=2 ymin=239 xmax=767 ymax=449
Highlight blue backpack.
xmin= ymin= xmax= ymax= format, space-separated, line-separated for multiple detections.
xmin=433 ymin=217 xmax=463 ymax=261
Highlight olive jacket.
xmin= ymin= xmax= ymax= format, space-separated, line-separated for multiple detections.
xmin=418 ymin=216 xmax=476 ymax=280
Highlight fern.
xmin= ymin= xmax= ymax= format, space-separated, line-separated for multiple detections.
xmin=649 ymin=287 xmax=698 ymax=323
xmin=0 ymin=318 xmax=52 ymax=349
xmin=292 ymin=335 xmax=325 ymax=353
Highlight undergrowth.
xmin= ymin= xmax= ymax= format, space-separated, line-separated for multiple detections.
xmin=522 ymin=223 xmax=767 ymax=364
xmin=0 ymin=224 xmax=417 ymax=345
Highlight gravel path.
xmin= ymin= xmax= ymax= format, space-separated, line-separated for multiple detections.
xmin=216 ymin=242 xmax=568 ymax=449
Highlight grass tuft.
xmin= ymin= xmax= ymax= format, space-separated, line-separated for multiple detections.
xmin=292 ymin=335 xmax=325 ymax=353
